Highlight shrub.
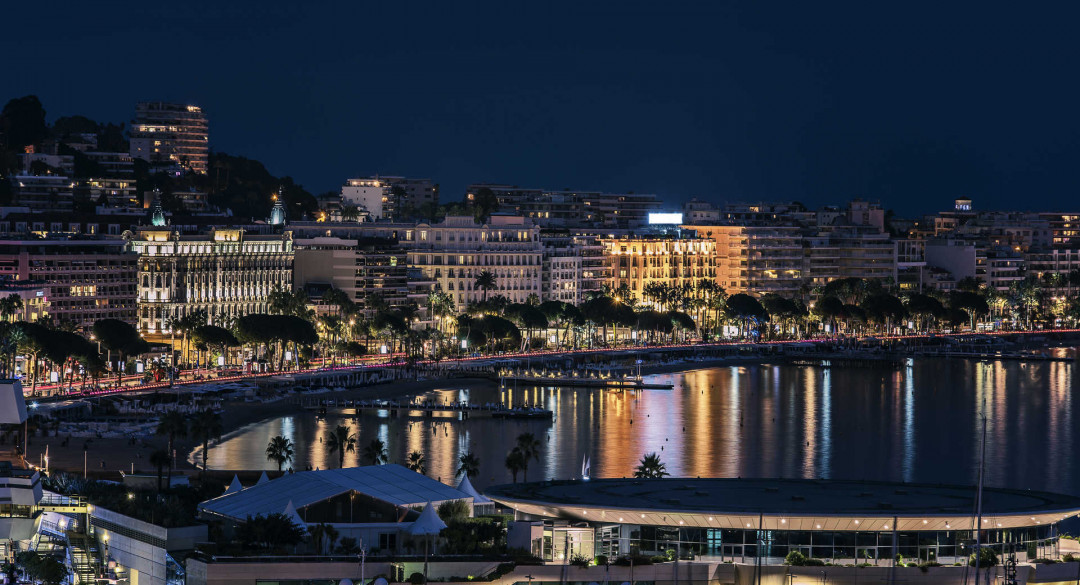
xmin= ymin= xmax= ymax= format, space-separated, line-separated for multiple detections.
xmin=595 ymin=555 xmax=609 ymax=566
xmin=570 ymin=554 xmax=591 ymax=568
xmin=785 ymin=551 xmax=807 ymax=566
xmin=1064 ymin=553 xmax=1076 ymax=563
xmin=804 ymin=558 xmax=826 ymax=566
xmin=968 ymin=548 xmax=998 ymax=567
xmin=409 ymin=572 xmax=426 ymax=584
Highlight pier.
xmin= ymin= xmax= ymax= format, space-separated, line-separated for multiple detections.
xmin=295 ymin=397 xmax=553 ymax=420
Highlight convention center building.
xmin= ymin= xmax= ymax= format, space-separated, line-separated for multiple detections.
xmin=486 ymin=478 xmax=1080 ymax=565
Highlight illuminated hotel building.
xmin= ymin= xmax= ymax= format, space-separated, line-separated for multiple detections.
xmin=129 ymin=102 xmax=209 ymax=174
xmin=128 ymin=228 xmax=293 ymax=335
xmin=600 ymin=234 xmax=717 ymax=302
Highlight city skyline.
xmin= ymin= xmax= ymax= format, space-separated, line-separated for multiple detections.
xmin=6 ymin=2 xmax=1080 ymax=215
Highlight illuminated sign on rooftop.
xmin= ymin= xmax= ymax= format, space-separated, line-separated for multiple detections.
xmin=648 ymin=212 xmax=684 ymax=225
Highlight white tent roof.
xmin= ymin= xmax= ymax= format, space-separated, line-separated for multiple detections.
xmin=199 ymin=464 xmax=471 ymax=522
xmin=224 ymin=475 xmax=243 ymax=495
xmin=408 ymin=502 xmax=447 ymax=535
xmin=283 ymin=500 xmax=307 ymax=530
xmin=256 ymin=471 xmax=270 ymax=486
xmin=456 ymin=474 xmax=491 ymax=504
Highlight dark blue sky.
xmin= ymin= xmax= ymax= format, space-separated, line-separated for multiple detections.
xmin=8 ymin=2 xmax=1080 ymax=215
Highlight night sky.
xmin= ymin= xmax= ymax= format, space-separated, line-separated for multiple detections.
xmin=8 ymin=2 xmax=1080 ymax=215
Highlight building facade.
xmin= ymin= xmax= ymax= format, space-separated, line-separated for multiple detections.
xmin=129 ymin=102 xmax=209 ymax=174
xmin=600 ymin=234 xmax=717 ymax=304
xmin=0 ymin=238 xmax=136 ymax=328
xmin=128 ymin=228 xmax=293 ymax=335
xmin=403 ymin=216 xmax=542 ymax=311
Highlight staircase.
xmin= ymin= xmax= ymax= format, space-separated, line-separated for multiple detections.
xmin=66 ymin=531 xmax=101 ymax=585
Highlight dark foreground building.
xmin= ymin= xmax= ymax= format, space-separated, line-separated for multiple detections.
xmin=488 ymin=478 xmax=1080 ymax=565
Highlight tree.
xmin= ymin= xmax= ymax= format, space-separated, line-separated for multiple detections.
xmin=474 ymin=271 xmax=497 ymax=302
xmin=860 ymin=293 xmax=906 ymax=333
xmin=309 ymin=522 xmax=340 ymax=554
xmin=724 ymin=294 xmax=768 ymax=337
xmin=504 ymin=447 xmax=526 ymax=483
xmin=266 ymin=435 xmax=295 ymax=472
xmin=237 ymin=513 xmax=306 ymax=549
xmin=93 ymin=319 xmax=149 ymax=383
xmin=948 ymin=290 xmax=990 ymax=330
xmin=155 ymin=411 xmax=187 ymax=488
xmin=437 ymin=500 xmax=471 ymax=524
xmin=149 ymin=449 xmax=171 ymax=493
xmin=326 ymin=425 xmax=356 ymax=468
xmin=472 ymin=187 xmax=500 ymax=223
xmin=1 ymin=96 xmax=48 ymax=150
xmin=407 ymin=450 xmax=426 ymax=474
xmin=192 ymin=325 xmax=239 ymax=366
xmin=457 ymin=451 xmax=480 ymax=478
xmin=14 ymin=552 xmax=67 ymax=585
xmin=0 ymin=294 xmax=23 ymax=322
xmin=362 ymin=438 xmax=388 ymax=465
xmin=905 ymin=293 xmax=945 ymax=333
xmin=515 ymin=432 xmax=542 ymax=482
xmin=633 ymin=452 xmax=670 ymax=479
xmin=190 ymin=409 xmax=223 ymax=477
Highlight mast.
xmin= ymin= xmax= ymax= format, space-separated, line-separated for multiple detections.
xmin=973 ymin=414 xmax=987 ymax=585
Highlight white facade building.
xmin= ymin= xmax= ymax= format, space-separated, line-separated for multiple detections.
xmin=402 ymin=216 xmax=542 ymax=311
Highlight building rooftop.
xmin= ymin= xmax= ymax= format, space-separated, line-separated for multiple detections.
xmin=487 ymin=478 xmax=1080 ymax=532
xmin=198 ymin=464 xmax=470 ymax=522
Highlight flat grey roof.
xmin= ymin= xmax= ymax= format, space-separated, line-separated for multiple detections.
xmin=486 ymin=478 xmax=1080 ymax=532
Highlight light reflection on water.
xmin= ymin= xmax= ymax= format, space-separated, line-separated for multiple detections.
xmin=200 ymin=356 xmax=1078 ymax=495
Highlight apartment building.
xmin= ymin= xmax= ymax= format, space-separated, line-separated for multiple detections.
xmin=465 ymin=184 xmax=661 ymax=228
xmin=0 ymin=238 xmax=136 ymax=328
xmin=403 ymin=215 xmax=542 ymax=311
xmin=10 ymin=174 xmax=75 ymax=211
xmin=540 ymin=231 xmax=609 ymax=305
xmin=128 ymin=228 xmax=293 ymax=336
xmin=341 ymin=176 xmax=437 ymax=220
xmin=129 ymin=102 xmax=209 ymax=174
xmin=691 ymin=224 xmax=804 ymax=296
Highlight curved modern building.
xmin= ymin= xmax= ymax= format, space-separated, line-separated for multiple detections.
xmin=487 ymin=478 xmax=1080 ymax=564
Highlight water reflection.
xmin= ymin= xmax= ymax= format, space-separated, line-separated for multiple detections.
xmin=200 ymin=358 xmax=1078 ymax=496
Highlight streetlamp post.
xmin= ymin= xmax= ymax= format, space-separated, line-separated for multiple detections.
xmin=361 ymin=547 xmax=366 ymax=585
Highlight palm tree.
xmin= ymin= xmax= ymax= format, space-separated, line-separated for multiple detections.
xmin=265 ymin=435 xmax=295 ymax=472
xmin=149 ymin=449 xmax=171 ymax=493
xmin=515 ymin=432 xmax=542 ymax=482
xmin=0 ymin=294 xmax=23 ymax=322
xmin=634 ymin=452 xmax=670 ymax=479
xmin=407 ymin=450 xmax=426 ymax=474
xmin=326 ymin=425 xmax=357 ymax=468
xmin=155 ymin=410 xmax=187 ymax=489
xmin=474 ymin=271 xmax=497 ymax=302
xmin=456 ymin=451 xmax=480 ymax=478
xmin=504 ymin=447 xmax=526 ymax=483
xmin=190 ymin=409 xmax=223 ymax=477
xmin=362 ymin=438 xmax=387 ymax=465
